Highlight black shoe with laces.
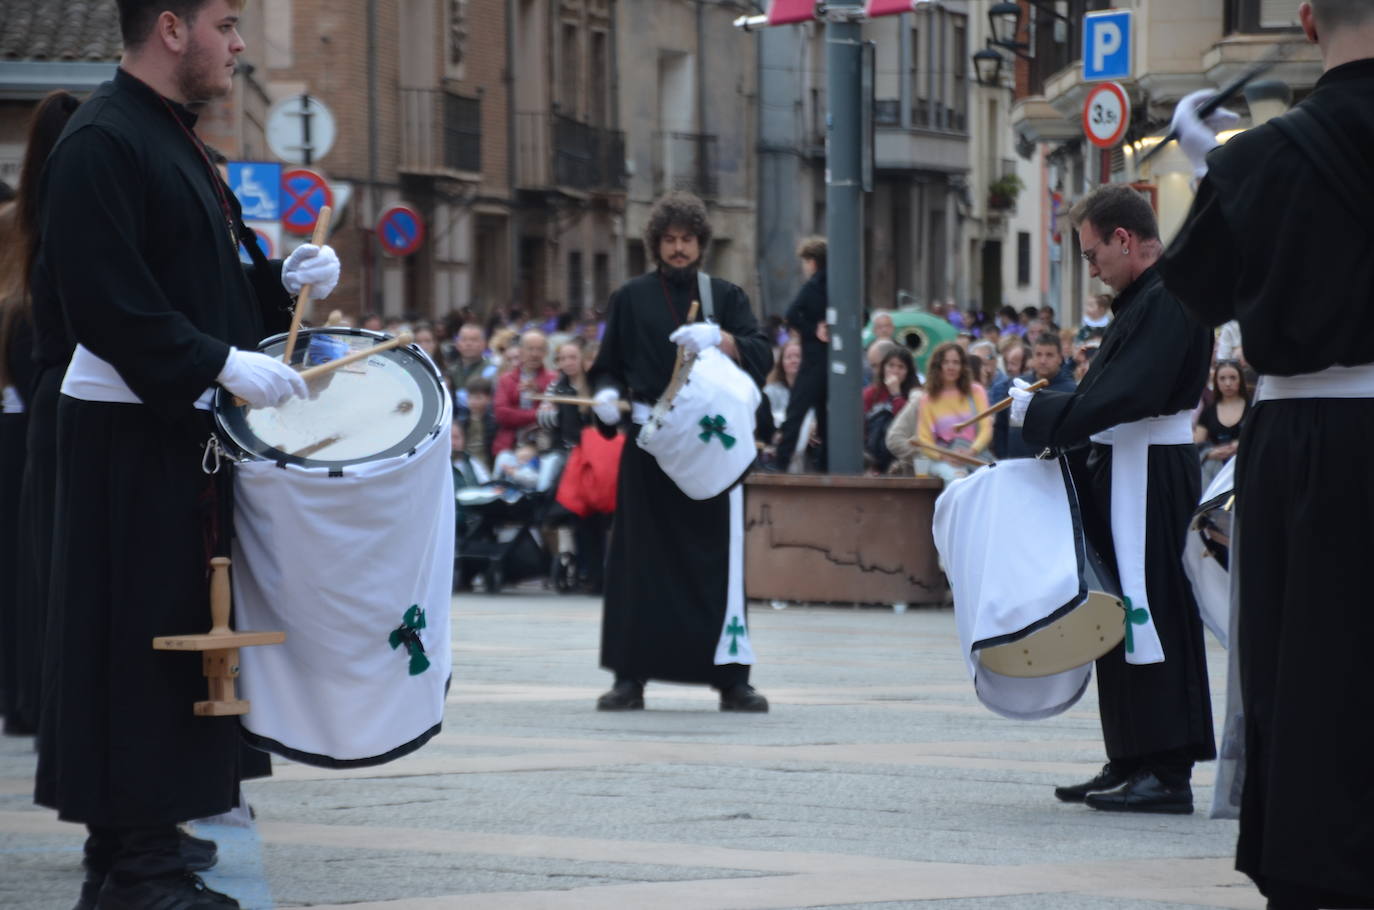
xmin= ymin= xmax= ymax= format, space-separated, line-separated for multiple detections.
xmin=1083 ymin=770 xmax=1193 ymax=815
xmin=595 ymin=680 xmax=644 ymax=711
xmin=719 ymin=684 xmax=769 ymax=713
xmin=178 ymin=828 xmax=217 ymax=872
xmin=96 ymin=872 xmax=239 ymax=909
xmin=1053 ymin=762 xmax=1132 ymax=803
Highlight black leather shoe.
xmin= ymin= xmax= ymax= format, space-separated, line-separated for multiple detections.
xmin=1054 ymin=762 xmax=1132 ymax=803
xmin=96 ymin=872 xmax=239 ymax=909
xmin=719 ymin=684 xmax=769 ymax=713
xmin=179 ymin=828 xmax=217 ymax=872
xmin=1084 ymin=771 xmax=1193 ymax=814
xmin=596 ymin=680 xmax=644 ymax=711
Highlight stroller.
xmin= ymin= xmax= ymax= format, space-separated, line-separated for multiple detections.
xmin=454 ymin=450 xmax=566 ymax=593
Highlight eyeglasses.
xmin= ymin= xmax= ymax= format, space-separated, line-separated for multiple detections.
xmin=1080 ymin=236 xmax=1111 ymax=266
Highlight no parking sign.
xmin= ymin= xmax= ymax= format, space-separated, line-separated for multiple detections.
xmin=376 ymin=205 xmax=425 ymax=257
xmin=281 ymin=168 xmax=333 ymax=235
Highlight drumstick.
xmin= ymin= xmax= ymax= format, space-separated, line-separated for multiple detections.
xmin=952 ymin=378 xmax=1049 ymax=431
xmin=911 ymin=441 xmax=990 ymax=468
xmin=667 ymin=300 xmax=701 ymax=390
xmin=296 ymin=332 xmax=414 ymax=383
xmin=281 ymin=206 xmax=333 ymax=365
xmin=532 ymin=394 xmax=630 ymax=412
xmin=231 ymin=332 xmax=415 ymax=408
xmin=290 ymin=434 xmax=343 ymax=459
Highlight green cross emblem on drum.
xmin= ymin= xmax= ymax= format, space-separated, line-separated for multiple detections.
xmin=698 ymin=414 xmax=736 ymax=449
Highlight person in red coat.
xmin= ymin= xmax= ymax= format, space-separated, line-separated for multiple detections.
xmin=492 ymin=330 xmax=555 ymax=455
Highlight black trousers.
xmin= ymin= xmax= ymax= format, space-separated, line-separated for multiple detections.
xmin=615 ymin=663 xmax=749 ymax=691
xmin=774 ymin=356 xmax=827 ymax=470
xmin=84 ymin=824 xmax=185 ymax=886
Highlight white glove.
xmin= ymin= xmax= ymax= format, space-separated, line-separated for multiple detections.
xmin=668 ymin=321 xmax=722 ymax=356
xmin=281 ymin=243 xmax=341 ymax=299
xmin=592 ymin=388 xmax=622 ymax=426
xmin=218 ymin=347 xmax=308 ymax=408
xmin=1170 ymin=89 xmax=1240 ymax=179
xmin=1007 ymin=377 xmax=1035 ymax=427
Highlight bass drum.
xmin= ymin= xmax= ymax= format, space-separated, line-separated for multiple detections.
xmin=212 ymin=327 xmax=455 ymax=768
xmin=934 ymin=455 xmax=1126 ymax=720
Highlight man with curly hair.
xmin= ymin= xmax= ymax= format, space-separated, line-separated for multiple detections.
xmin=588 ymin=192 xmax=773 ymax=712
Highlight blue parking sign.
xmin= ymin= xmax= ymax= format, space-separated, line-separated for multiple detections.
xmin=227 ymin=161 xmax=282 ymax=221
xmin=1083 ymin=10 xmax=1131 ymax=82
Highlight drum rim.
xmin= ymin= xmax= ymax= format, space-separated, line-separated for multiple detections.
xmin=213 ymin=327 xmax=447 ymax=469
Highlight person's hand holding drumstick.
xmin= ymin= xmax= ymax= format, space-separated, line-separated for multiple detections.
xmin=1007 ymin=377 xmax=1039 ymax=427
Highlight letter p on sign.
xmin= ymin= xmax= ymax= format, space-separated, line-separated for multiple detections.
xmin=1083 ymin=10 xmax=1131 ymax=82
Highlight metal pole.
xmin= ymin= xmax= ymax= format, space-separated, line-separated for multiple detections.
xmin=825 ymin=2 xmax=865 ymax=474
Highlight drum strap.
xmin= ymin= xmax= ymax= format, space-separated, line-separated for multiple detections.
xmin=697 ymin=271 xmax=715 ymax=322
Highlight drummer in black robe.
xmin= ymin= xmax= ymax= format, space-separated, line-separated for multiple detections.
xmin=1013 ymin=183 xmax=1215 ymax=814
xmin=1158 ymin=3 xmax=1374 ymax=904
xmin=33 ymin=4 xmax=339 ymax=908
xmin=588 ymin=192 xmax=773 ymax=712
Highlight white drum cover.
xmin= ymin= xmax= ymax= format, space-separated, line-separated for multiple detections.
xmin=637 ymin=346 xmax=761 ymax=501
xmin=1182 ymin=455 xmax=1235 ymax=648
xmin=233 ymin=398 xmax=455 ymax=766
xmin=933 ymin=458 xmax=1096 ymax=720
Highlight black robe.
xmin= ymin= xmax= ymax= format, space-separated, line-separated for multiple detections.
xmin=776 ymin=268 xmax=828 ymax=468
xmin=17 ymin=259 xmax=69 ymax=736
xmin=589 ymin=269 xmax=771 ymax=685
xmin=1023 ymin=267 xmax=1215 ymax=767
xmin=0 ymin=313 xmax=36 ymax=732
xmin=1158 ymin=59 xmax=1374 ymax=905
xmin=34 ymin=69 xmax=291 ymax=827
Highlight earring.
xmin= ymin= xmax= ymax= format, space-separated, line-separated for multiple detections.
xmin=1122 ymin=247 xmax=1129 ymax=255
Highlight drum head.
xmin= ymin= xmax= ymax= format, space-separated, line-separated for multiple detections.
xmin=977 ymin=591 xmax=1126 ymax=679
xmin=215 ymin=327 xmax=445 ymax=469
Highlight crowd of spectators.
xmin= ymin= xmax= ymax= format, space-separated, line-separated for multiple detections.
xmin=759 ymin=288 xmax=1251 ymax=482
xmin=335 ymin=279 xmax=1254 ymax=591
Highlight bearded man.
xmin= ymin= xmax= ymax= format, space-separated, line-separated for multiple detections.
xmin=588 ymin=192 xmax=773 ymax=713
xmin=33 ymin=2 xmax=340 ymax=907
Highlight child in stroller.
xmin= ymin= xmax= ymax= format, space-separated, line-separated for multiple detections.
xmin=454 ymin=430 xmax=565 ymax=593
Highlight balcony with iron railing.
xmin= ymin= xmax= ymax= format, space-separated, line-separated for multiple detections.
xmin=514 ymin=111 xmax=626 ymax=194
xmin=652 ymin=131 xmax=718 ymax=199
xmin=400 ymin=88 xmax=481 ymax=178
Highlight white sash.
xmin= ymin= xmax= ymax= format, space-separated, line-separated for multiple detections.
xmin=1089 ymin=411 xmax=1193 ymax=666
xmin=1254 ymin=362 xmax=1374 ymax=401
xmin=62 ymin=343 xmax=215 ymax=410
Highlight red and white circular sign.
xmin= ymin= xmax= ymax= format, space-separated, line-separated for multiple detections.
xmin=1082 ymin=81 xmax=1131 ymax=149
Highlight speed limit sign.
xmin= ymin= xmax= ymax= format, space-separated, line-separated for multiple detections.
xmin=1083 ymin=81 xmax=1131 ymax=149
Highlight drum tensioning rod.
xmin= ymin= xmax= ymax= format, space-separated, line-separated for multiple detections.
xmin=952 ymin=378 xmax=1049 ymax=432
xmin=281 ymin=205 xmax=334 ymax=366
xmin=232 ymin=332 xmax=415 ymax=408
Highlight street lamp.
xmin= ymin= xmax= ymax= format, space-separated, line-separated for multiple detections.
xmin=988 ymin=2 xmax=1025 ymax=50
xmin=973 ymin=46 xmax=1005 ymax=87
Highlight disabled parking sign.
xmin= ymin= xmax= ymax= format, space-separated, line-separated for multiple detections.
xmin=227 ymin=162 xmax=282 ymax=221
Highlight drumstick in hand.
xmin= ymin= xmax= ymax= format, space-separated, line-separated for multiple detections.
xmin=952 ymin=378 xmax=1049 ymax=431
xmin=232 ymin=332 xmax=415 ymax=407
xmin=281 ymin=206 xmax=333 ymax=365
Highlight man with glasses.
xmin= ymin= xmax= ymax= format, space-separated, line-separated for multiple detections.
xmin=1008 ymin=183 xmax=1216 ymax=815
xmin=1158 ymin=2 xmax=1374 ymax=905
